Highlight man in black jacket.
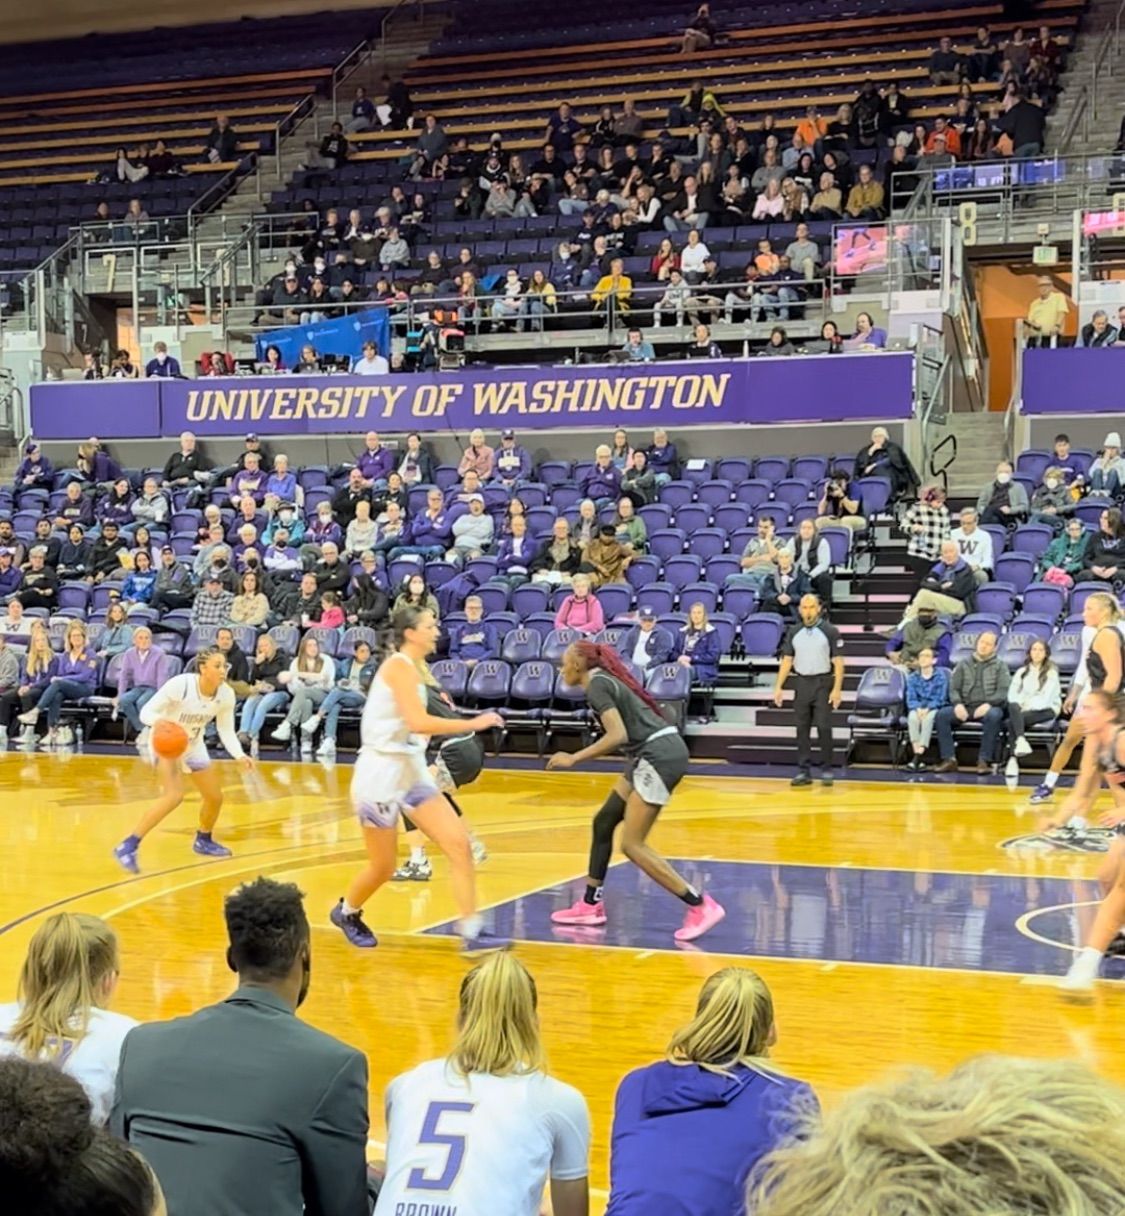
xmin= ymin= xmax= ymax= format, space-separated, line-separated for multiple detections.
xmin=996 ymin=91 xmax=1046 ymax=157
xmin=905 ymin=540 xmax=977 ymax=622
xmin=853 ymin=425 xmax=919 ymax=501
xmin=162 ymin=431 xmax=208 ymax=489
xmin=331 ymin=469 xmax=370 ymax=527
xmin=313 ymin=543 xmax=350 ymax=597
xmin=17 ymin=547 xmax=58 ymax=610
xmin=90 ymin=522 xmax=128 ymax=583
xmin=204 ymin=114 xmax=239 ymax=164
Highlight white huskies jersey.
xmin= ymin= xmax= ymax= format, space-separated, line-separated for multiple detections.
xmin=360 ymin=653 xmax=428 ymax=755
xmin=139 ymin=673 xmax=236 ymax=746
xmin=375 ymin=1058 xmax=590 ymax=1216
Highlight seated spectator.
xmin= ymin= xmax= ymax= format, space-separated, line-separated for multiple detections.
xmin=809 ymin=171 xmax=842 ymax=219
xmin=949 ymin=506 xmax=993 ymax=585
xmin=230 ymin=570 xmax=269 ymax=629
xmin=581 ymin=445 xmax=623 ymax=508
xmin=555 ymin=572 xmax=604 ymax=634
xmin=490 ymin=429 xmax=531 ymax=488
xmin=759 ymin=326 xmax=795 ymax=357
xmin=915 ymin=132 xmax=955 ymax=172
xmin=312 ymin=542 xmax=350 ymax=596
xmin=191 ymin=573 xmax=235 ymax=631
xmin=13 ymin=441 xmax=52 ymax=492
xmin=730 ymin=516 xmax=788 ymax=590
xmin=410 ymin=113 xmax=448 ymax=178
xmin=686 ymin=322 xmax=722 ymax=358
xmin=17 ymin=547 xmax=58 ymax=610
xmin=112 ymin=626 xmax=167 ymax=744
xmin=96 ymin=602 xmax=134 ymax=660
xmin=752 ymin=258 xmax=802 ymax=324
xmin=0 ymin=911 xmax=136 ymax=1125
xmin=1029 ymin=466 xmax=1074 ymax=530
xmin=54 ymin=481 xmax=94 ymax=531
xmin=1079 ymin=506 xmax=1125 ymax=584
xmin=679 ymin=229 xmax=711 ymax=283
xmin=204 ymin=113 xmax=238 ymax=163
xmin=855 ymin=425 xmax=918 ymax=503
xmin=21 ymin=619 xmax=97 ymax=749
xmin=930 ymin=35 xmax=964 ymax=84
xmin=613 ymin=497 xmax=647 ymax=554
xmin=963 ymin=116 xmax=995 ymax=160
xmin=1088 ymin=432 xmax=1125 ymax=497
xmin=390 ymin=489 xmax=450 ymax=562
xmin=675 ymin=602 xmax=721 ymax=685
xmin=761 ymin=549 xmax=809 ymax=620
xmin=392 ymin=571 xmax=440 ymax=620
xmin=582 ymin=524 xmax=633 ymax=587
xmin=1037 ymin=515 xmax=1089 ymax=581
xmin=903 ymin=539 xmax=976 ymax=623
xmin=121 ymin=550 xmax=157 ymax=609
xmin=977 ymin=460 xmax=1028 ymax=525
xmin=150 ymin=546 xmax=195 ymax=614
xmin=843 ymin=312 xmax=887 ymax=350
xmin=532 ymin=518 xmax=582 ymax=586
xmin=113 ymin=878 xmax=368 ymax=1214
xmin=342 ymin=571 xmax=388 ymax=630
xmin=229 ymin=452 xmax=266 ymax=511
xmin=2 ymin=628 xmax=53 ymax=742
xmin=791 ymin=518 xmax=833 ymax=604
xmin=592 ymin=257 xmax=633 ymax=324
xmin=620 ymin=450 xmax=657 ymax=506
xmin=925 ymin=116 xmax=962 ymax=158
xmin=344 ymin=84 xmax=376 ymax=132
xmin=344 ymin=500 xmax=379 ymax=558
xmin=1024 ymin=275 xmax=1069 ymax=348
xmin=618 ymin=606 xmax=675 ymax=673
xmin=653 ymin=268 xmax=692 ymax=329
xmin=572 ymin=499 xmax=600 ymax=550
xmin=270 ymin=636 xmax=336 ymax=747
xmin=57 ymin=524 xmax=92 ymax=580
xmin=621 ymin=326 xmax=657 ymax=361
xmin=0 ymin=550 xmax=23 ymax=600
xmin=646 ymin=429 xmax=680 ymax=487
xmin=1079 ymin=309 xmax=1118 ymax=347
xmin=317 ymin=590 xmax=345 ymax=629
xmin=933 ymin=631 xmax=1009 ymax=773
xmin=300 ymin=639 xmax=375 ymax=757
xmin=145 ymin=340 xmax=181 ymax=378
xmin=844 ymin=163 xmax=885 ymax=219
xmin=449 ymin=495 xmax=494 ymax=562
xmin=1007 ymin=638 xmax=1062 ymax=761
xmin=449 ymin=595 xmax=499 ymax=668
xmin=816 ymin=469 xmax=865 ymax=532
xmin=886 ymin=603 xmax=952 ymax=669
xmin=609 ymin=967 xmax=813 ymax=1216
xmin=458 ymin=428 xmax=495 ymax=482
xmin=996 ymin=89 xmax=1046 ymax=157
xmin=785 ymin=222 xmax=820 ymax=282
xmin=903 ymin=646 xmax=950 ymax=769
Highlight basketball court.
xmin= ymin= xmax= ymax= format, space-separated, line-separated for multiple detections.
xmin=2 ymin=753 xmax=1123 ymax=1210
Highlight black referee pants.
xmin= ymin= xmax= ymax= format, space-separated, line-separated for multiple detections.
xmin=792 ymin=673 xmax=834 ymax=772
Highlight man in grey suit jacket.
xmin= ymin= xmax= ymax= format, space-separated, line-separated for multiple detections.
xmin=111 ymin=877 xmax=370 ymax=1216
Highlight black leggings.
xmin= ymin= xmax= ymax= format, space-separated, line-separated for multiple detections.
xmin=0 ymin=685 xmax=45 ymax=730
xmin=1007 ymin=705 xmax=1055 ymax=739
xmin=588 ymin=791 xmax=627 ymax=882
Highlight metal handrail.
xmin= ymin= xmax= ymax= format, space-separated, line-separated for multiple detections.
xmin=331 ymin=38 xmax=375 ymax=122
xmin=1058 ymin=84 xmax=1090 ymax=153
xmin=1090 ymin=0 xmax=1125 ymax=120
xmin=331 ymin=0 xmax=432 ymax=120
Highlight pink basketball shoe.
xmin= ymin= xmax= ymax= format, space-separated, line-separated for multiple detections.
xmin=551 ymin=898 xmax=607 ymax=927
xmin=674 ymin=894 xmax=726 ymax=943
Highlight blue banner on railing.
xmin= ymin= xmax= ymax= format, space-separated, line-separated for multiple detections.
xmin=253 ymin=306 xmax=390 ymax=367
xmin=28 ymin=353 xmax=914 ymax=440
xmin=1022 ymin=348 xmax=1125 ymax=415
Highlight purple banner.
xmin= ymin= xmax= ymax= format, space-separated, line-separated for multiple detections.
xmin=28 ymin=379 xmax=163 ymax=439
xmin=1022 ymin=348 xmax=1125 ymax=414
xmin=28 ymin=353 xmax=914 ymax=439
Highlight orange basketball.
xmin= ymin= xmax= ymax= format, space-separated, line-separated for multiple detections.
xmin=151 ymin=719 xmax=189 ymax=760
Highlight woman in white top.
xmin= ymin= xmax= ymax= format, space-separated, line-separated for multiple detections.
xmin=0 ymin=913 xmax=137 ymax=1125
xmin=332 ymin=605 xmax=504 ymax=951
xmin=271 ymin=634 xmax=335 ymax=744
xmin=376 ymin=951 xmax=590 ymax=1216
xmin=1007 ymin=638 xmax=1062 ymax=759
xmin=352 ymin=340 xmax=389 ymax=376
xmin=345 ymin=499 xmax=379 ymax=557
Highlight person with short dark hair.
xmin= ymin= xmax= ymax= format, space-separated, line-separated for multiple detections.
xmin=774 ymin=595 xmax=845 ymax=786
xmin=111 ymin=877 xmax=370 ymax=1216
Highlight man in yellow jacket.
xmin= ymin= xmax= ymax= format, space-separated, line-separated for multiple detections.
xmin=592 ymin=257 xmax=633 ymax=328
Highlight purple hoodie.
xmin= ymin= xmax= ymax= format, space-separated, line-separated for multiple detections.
xmin=606 ymin=1061 xmax=816 ymax=1216
xmin=116 ymin=646 xmax=169 ymax=695
xmin=49 ymin=648 xmax=99 ymax=689
xmin=357 ymin=445 xmax=395 ymax=483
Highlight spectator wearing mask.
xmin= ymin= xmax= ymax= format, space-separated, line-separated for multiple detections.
xmin=144 ymin=341 xmax=181 ymax=378
xmin=933 ymin=632 xmax=1010 ymax=773
xmin=1088 ymin=432 xmax=1125 ymax=497
xmin=886 ymin=606 xmax=952 ymax=669
xmin=1029 ymin=466 xmax=1074 ymax=530
xmin=949 ymin=507 xmax=994 ymax=585
xmin=904 ymin=645 xmax=950 ymax=769
xmin=976 ymin=460 xmax=1027 ymax=525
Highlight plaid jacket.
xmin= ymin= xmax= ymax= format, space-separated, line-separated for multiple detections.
xmin=903 ymin=503 xmax=951 ymax=561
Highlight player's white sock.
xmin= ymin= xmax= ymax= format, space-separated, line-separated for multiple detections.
xmin=342 ymin=899 xmax=361 ymax=916
xmin=1044 ymin=771 xmax=1060 ymax=789
xmin=410 ymin=846 xmax=426 ymax=865
xmin=1067 ymin=946 xmax=1103 ymax=983
xmin=459 ymin=914 xmax=483 ymax=940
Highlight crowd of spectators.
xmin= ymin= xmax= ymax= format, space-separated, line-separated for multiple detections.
xmin=0 ymin=422 xmax=873 ymax=748
xmin=2 ymin=887 xmax=1123 ymax=1216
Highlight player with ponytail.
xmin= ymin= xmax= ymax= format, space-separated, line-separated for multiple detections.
xmin=546 ymin=641 xmax=725 ymax=942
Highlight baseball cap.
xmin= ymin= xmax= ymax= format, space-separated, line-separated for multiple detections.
xmin=245 ymin=432 xmax=259 ymax=442
xmin=638 ymin=606 xmax=656 ymax=622
xmin=501 ymin=428 xmax=515 ymax=440
xmin=161 ymin=544 xmax=174 ymax=554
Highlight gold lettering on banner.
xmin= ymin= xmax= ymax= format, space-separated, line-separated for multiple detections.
xmin=294 ymin=388 xmax=320 ymax=419
xmin=412 ymin=385 xmax=443 ymax=417
xmin=185 ymin=390 xmax=207 ymax=423
xmin=271 ymin=388 xmax=296 ymax=420
xmin=377 ymin=385 xmax=406 ymax=419
xmin=317 ymin=386 xmax=343 ymax=418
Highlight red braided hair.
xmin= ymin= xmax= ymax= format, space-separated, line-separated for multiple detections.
xmin=571 ymin=640 xmax=666 ymax=717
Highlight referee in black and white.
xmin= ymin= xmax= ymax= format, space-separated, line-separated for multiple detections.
xmin=773 ymin=594 xmax=845 ymax=787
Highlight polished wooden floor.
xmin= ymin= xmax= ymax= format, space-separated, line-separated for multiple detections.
xmin=2 ymin=752 xmax=1124 ymax=1211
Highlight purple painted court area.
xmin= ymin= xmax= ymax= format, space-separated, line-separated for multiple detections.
xmin=426 ymin=859 xmax=1125 ymax=980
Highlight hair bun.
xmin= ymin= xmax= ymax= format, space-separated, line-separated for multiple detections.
xmin=0 ymin=1059 xmax=93 ymax=1193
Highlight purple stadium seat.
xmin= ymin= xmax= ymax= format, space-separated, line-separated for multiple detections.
xmin=501 ymin=629 xmax=543 ymax=664
xmin=512 ymin=583 xmax=550 ymax=618
xmin=635 ymin=583 xmax=676 ymax=616
xmin=979 ymin=524 xmax=1009 ymax=559
xmin=151 ymin=632 xmax=184 ymax=657
xmin=712 ymin=503 xmax=752 ymax=534
xmin=596 ymin=583 xmax=633 ymax=619
xmin=1009 ymin=524 xmax=1054 ymax=559
xmin=467 ymin=660 xmax=512 ymax=707
xmin=1069 ymin=582 xmax=1106 ymax=615
xmin=536 ymin=461 xmax=572 ymax=486
xmin=433 ymin=465 xmax=461 ymax=490
xmin=57 ymin=583 xmax=91 ymax=612
xmin=740 ymin=613 xmax=785 ymax=658
xmin=681 ymin=460 xmax=714 ymax=486
xmin=304 ymin=626 xmax=339 ymax=657
xmin=773 ymin=478 xmax=813 ymax=509
xmin=423 ymin=561 xmax=460 ymax=590
xmin=625 ymin=557 xmax=661 ymax=590
xmin=595 ymin=626 xmax=628 ymax=649
xmin=464 ymin=557 xmax=499 ymax=584
xmin=999 ymin=631 xmax=1039 ymax=670
xmin=845 ymin=666 xmax=906 ymax=764
xmin=657 ymin=481 xmax=694 ymax=510
xmin=543 ymin=628 xmax=582 ymax=664
xmin=649 ymin=529 xmax=687 ymax=564
xmin=710 ymin=612 xmax=737 ymax=655
xmin=1016 ymin=449 xmax=1051 ymax=482
xmin=704 ymin=555 xmax=740 ymax=583
xmin=92 ymin=583 xmax=126 ymax=611
xmin=686 ymin=528 xmax=725 ymax=560
xmin=852 ymin=477 xmax=892 ymax=518
xmin=1008 ymin=615 xmax=1054 ymax=640
xmin=754 ymin=504 xmax=790 ymax=530
xmin=733 ymin=479 xmax=773 ymax=509
xmin=696 ymin=480 xmax=734 ymax=510
xmin=959 ymin=613 xmax=1005 ymax=635
xmin=993 ymin=553 xmax=1035 ymax=594
xmin=638 ymin=504 xmax=673 ymax=532
xmin=722 ymin=586 xmax=758 ymax=619
xmin=387 ymin=556 xmax=424 ymax=588
xmin=1051 ymin=630 xmax=1082 ymax=675
xmin=677 ymin=581 xmax=720 ymax=614
xmin=792 ymin=455 xmax=829 ymax=483
xmin=507 ymin=660 xmax=554 ymax=707
xmin=645 ymin=662 xmax=692 ymax=712
xmin=754 ymin=456 xmax=790 ymax=483
xmin=818 ymin=525 xmax=852 ymax=567
xmin=475 ymin=584 xmax=510 ymax=614
xmin=525 ymin=506 xmax=558 ymax=535
xmin=949 ymin=631 xmax=981 ymax=666
xmin=975 ymin=583 xmax=1017 ymax=619
xmin=430 ymin=659 xmax=469 ymax=700
xmin=663 ymin=555 xmax=704 ymax=589
xmin=715 ymin=458 xmax=751 ymax=483
xmin=672 ymin=503 xmax=711 ymax=534
xmin=1021 ymin=582 xmax=1066 ymax=620
xmin=297 ymin=468 xmax=329 ymax=490
xmin=515 ymin=484 xmax=549 ymax=508
xmin=340 ymin=626 xmax=379 ymax=653
xmin=550 ymin=485 xmax=582 ymax=513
